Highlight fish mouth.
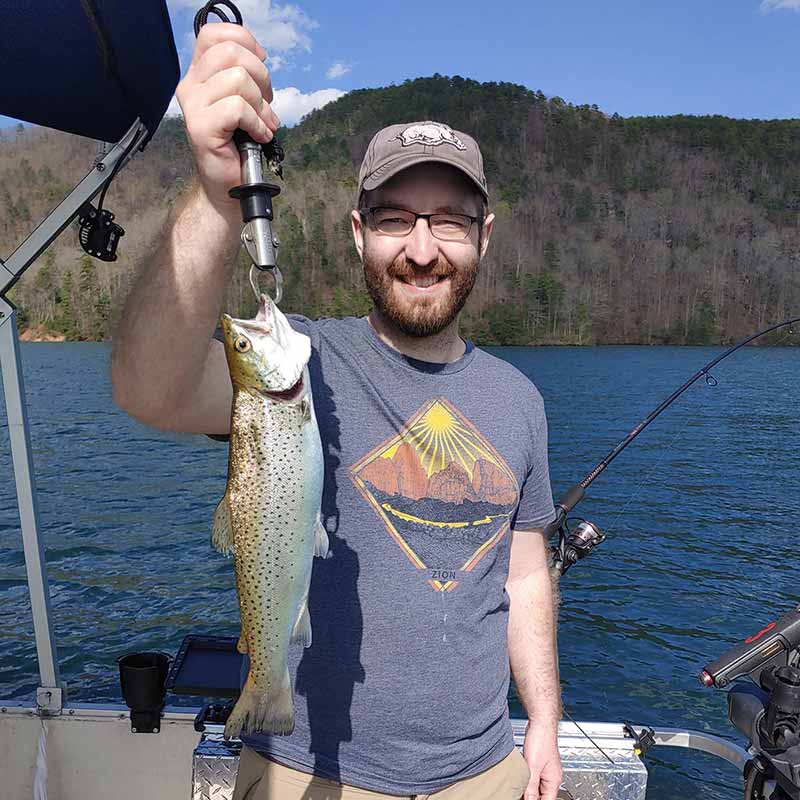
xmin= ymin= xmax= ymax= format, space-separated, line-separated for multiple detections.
xmin=262 ymin=373 xmax=304 ymax=402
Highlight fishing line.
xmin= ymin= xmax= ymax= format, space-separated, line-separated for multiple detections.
xmin=602 ymin=420 xmax=687 ymax=540
xmin=95 ymin=121 xmax=145 ymax=213
xmin=560 ymin=704 xmax=615 ymax=764
xmin=603 ymin=368 xmax=726 ymax=539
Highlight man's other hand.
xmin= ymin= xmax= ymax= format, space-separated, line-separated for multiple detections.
xmin=521 ymin=721 xmax=563 ymax=800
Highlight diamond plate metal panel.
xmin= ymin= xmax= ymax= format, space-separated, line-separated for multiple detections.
xmin=514 ymin=720 xmax=649 ymax=800
xmin=192 ymin=734 xmax=241 ymax=800
xmin=559 ymin=746 xmax=648 ymax=800
xmin=191 ymin=722 xmax=648 ymax=800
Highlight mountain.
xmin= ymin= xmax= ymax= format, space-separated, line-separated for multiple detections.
xmin=2 ymin=75 xmax=799 ymax=344
xmin=360 ymin=446 xmax=516 ymax=506
xmin=471 ymin=459 xmax=517 ymax=506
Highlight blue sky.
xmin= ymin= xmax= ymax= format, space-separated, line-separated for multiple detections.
xmin=3 ymin=0 xmax=800 ymax=130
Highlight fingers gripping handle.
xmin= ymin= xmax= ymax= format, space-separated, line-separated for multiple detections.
xmin=194 ymin=2 xmax=285 ymax=302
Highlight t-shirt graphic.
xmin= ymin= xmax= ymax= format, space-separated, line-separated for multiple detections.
xmin=350 ymin=397 xmax=519 ymax=592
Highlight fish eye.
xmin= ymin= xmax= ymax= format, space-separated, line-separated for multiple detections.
xmin=234 ymin=336 xmax=251 ymax=353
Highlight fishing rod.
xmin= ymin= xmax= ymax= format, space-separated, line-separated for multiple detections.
xmin=548 ymin=315 xmax=800 ymax=575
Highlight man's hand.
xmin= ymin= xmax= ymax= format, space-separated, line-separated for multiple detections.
xmin=175 ymin=22 xmax=281 ymax=213
xmin=521 ymin=721 xmax=563 ymax=800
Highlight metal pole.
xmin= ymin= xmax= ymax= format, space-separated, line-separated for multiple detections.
xmin=0 ymin=260 xmax=14 ymax=287
xmin=0 ymin=118 xmax=148 ymax=715
xmin=0 ymin=298 xmax=62 ymax=713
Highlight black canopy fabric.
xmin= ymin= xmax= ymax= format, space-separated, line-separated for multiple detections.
xmin=0 ymin=0 xmax=180 ymax=143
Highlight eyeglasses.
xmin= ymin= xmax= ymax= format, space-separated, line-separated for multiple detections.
xmin=359 ymin=206 xmax=483 ymax=241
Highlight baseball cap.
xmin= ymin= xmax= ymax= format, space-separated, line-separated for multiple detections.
xmin=357 ymin=121 xmax=489 ymax=204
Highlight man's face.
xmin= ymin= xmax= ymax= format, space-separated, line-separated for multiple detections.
xmin=352 ymin=163 xmax=494 ymax=338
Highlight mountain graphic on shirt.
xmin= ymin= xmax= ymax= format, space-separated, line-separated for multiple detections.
xmin=349 ymin=398 xmax=519 ymax=592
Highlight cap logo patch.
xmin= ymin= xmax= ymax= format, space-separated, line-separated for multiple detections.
xmin=393 ymin=122 xmax=467 ymax=151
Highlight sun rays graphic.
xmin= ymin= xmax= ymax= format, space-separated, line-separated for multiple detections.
xmin=384 ymin=402 xmax=502 ymax=479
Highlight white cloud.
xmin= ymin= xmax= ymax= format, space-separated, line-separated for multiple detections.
xmin=168 ymin=0 xmax=318 ymax=70
xmin=267 ymin=54 xmax=288 ymax=72
xmin=326 ymin=62 xmax=352 ymax=79
xmin=272 ymin=87 xmax=346 ymax=126
xmin=760 ymin=0 xmax=800 ymax=11
xmin=165 ymin=87 xmax=346 ymax=127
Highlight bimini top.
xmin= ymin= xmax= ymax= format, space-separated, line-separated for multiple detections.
xmin=0 ymin=0 xmax=180 ymax=143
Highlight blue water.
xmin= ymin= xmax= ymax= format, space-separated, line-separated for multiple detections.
xmin=1 ymin=342 xmax=798 ymax=799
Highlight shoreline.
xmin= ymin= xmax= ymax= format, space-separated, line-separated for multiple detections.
xmin=16 ymin=328 xmax=797 ymax=348
xmin=19 ymin=326 xmax=67 ymax=343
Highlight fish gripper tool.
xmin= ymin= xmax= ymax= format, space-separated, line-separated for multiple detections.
xmin=229 ymin=129 xmax=284 ymax=305
xmin=193 ymin=0 xmax=286 ymax=305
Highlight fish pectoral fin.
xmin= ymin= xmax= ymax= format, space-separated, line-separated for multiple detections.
xmin=211 ymin=495 xmax=234 ymax=556
xmin=236 ymin=631 xmax=248 ymax=654
xmin=290 ymin=596 xmax=312 ymax=648
xmin=314 ymin=516 xmax=330 ymax=558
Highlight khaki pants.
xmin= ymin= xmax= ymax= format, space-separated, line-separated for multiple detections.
xmin=232 ymin=745 xmax=531 ymax=800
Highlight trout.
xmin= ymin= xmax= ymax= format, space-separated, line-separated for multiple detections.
xmin=213 ymin=294 xmax=326 ymax=738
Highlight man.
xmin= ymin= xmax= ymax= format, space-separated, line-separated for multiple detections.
xmin=110 ymin=22 xmax=562 ymax=800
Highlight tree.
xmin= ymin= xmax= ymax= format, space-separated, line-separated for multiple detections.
xmin=532 ymin=272 xmax=565 ymax=338
xmin=55 ymin=269 xmax=78 ymax=340
xmin=686 ymin=295 xmax=716 ymax=345
xmin=543 ymin=241 xmax=560 ymax=272
xmin=3 ymin=76 xmax=800 ymax=345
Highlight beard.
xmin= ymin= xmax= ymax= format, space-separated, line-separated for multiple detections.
xmin=362 ymin=247 xmax=479 ymax=338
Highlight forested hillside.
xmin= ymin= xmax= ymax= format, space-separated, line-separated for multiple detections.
xmin=2 ymin=75 xmax=799 ymax=345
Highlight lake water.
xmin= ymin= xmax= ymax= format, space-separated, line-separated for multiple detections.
xmin=1 ymin=341 xmax=798 ymax=799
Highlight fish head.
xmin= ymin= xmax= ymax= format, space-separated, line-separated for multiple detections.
xmin=220 ymin=294 xmax=311 ymax=401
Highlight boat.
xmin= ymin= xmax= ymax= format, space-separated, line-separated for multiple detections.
xmin=0 ymin=3 xmax=794 ymax=799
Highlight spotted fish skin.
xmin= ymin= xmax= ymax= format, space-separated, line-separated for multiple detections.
xmin=213 ymin=294 xmax=326 ymax=739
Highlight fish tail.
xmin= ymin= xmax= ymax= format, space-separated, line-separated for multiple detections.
xmin=224 ymin=669 xmax=294 ymax=739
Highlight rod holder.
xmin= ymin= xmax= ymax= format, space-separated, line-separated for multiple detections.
xmin=118 ymin=651 xmax=171 ymax=733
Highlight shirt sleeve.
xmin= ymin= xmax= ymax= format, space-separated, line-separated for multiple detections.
xmin=510 ymin=399 xmax=556 ymax=531
xmin=206 ymin=314 xmax=315 ymax=443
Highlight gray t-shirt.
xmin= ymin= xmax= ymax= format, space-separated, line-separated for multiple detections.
xmin=218 ymin=315 xmax=555 ymax=794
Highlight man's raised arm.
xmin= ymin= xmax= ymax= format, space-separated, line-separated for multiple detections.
xmin=110 ymin=23 xmax=280 ymax=435
xmin=111 ymin=182 xmax=238 ymax=434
